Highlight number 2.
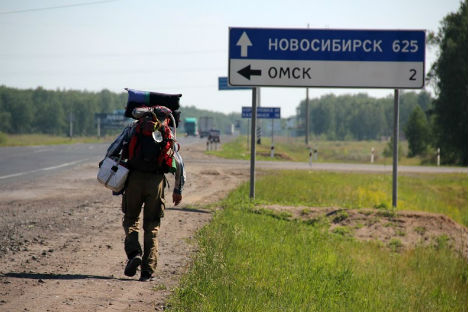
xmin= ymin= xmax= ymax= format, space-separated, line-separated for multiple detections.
xmin=409 ymin=69 xmax=416 ymax=81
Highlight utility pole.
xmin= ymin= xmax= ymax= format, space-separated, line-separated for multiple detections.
xmin=97 ymin=117 xmax=101 ymax=138
xmin=69 ymin=112 xmax=73 ymax=138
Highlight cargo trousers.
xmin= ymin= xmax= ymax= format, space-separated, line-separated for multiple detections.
xmin=122 ymin=170 xmax=165 ymax=275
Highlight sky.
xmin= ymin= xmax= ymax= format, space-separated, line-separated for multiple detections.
xmin=0 ymin=0 xmax=463 ymax=118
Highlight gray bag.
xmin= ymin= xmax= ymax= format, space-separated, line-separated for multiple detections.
xmin=97 ymin=156 xmax=129 ymax=192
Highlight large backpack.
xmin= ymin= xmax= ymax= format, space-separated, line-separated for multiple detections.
xmin=125 ymin=107 xmax=177 ymax=174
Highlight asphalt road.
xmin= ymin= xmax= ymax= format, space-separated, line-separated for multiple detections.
xmin=0 ymin=136 xmax=203 ymax=185
xmin=1 ymin=136 xmax=466 ymax=186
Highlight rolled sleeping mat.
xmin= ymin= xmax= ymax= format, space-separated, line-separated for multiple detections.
xmin=124 ymin=88 xmax=181 ymax=118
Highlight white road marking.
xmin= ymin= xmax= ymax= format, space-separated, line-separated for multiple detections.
xmin=0 ymin=158 xmax=91 ymax=180
xmin=31 ymin=148 xmax=55 ymax=153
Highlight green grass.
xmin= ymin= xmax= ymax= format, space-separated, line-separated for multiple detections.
xmin=168 ymin=198 xmax=467 ymax=312
xmin=237 ymin=170 xmax=467 ymax=227
xmin=0 ymin=133 xmax=114 ymax=146
xmin=208 ymin=136 xmax=436 ymax=166
xmin=168 ymin=171 xmax=468 ymax=311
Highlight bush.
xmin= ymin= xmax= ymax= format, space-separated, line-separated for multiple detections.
xmin=0 ymin=132 xmax=7 ymax=145
xmin=383 ymin=137 xmax=403 ymax=160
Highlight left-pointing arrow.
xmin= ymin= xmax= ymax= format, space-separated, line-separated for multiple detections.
xmin=238 ymin=65 xmax=262 ymax=80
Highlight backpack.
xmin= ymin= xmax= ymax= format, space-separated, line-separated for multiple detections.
xmin=125 ymin=107 xmax=177 ymax=174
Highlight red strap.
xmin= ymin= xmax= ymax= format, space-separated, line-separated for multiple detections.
xmin=128 ymin=133 xmax=138 ymax=160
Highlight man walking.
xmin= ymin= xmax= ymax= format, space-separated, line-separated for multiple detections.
xmin=105 ymin=110 xmax=185 ymax=281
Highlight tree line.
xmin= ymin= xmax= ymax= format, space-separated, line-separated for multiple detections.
xmin=295 ymin=91 xmax=432 ymax=142
xmin=0 ymin=86 xmax=127 ymax=136
xmin=0 ymin=86 xmax=242 ymax=137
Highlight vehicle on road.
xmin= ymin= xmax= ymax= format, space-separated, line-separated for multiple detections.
xmin=183 ymin=117 xmax=198 ymax=136
xmin=208 ymin=129 xmax=220 ymax=143
xmin=199 ymin=116 xmax=214 ymax=138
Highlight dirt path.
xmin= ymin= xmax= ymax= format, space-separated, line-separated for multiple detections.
xmin=0 ymin=144 xmax=249 ymax=311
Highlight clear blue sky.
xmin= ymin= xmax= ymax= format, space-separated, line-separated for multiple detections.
xmin=0 ymin=0 xmax=462 ymax=117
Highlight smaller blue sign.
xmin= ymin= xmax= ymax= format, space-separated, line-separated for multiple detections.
xmin=218 ymin=77 xmax=251 ymax=90
xmin=242 ymin=107 xmax=281 ymax=119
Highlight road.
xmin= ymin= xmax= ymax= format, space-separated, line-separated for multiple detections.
xmin=1 ymin=137 xmax=466 ymax=186
xmin=0 ymin=136 xmax=203 ymax=185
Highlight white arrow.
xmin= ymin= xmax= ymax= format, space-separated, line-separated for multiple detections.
xmin=236 ymin=31 xmax=252 ymax=58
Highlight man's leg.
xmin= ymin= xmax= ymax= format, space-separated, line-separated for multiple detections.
xmin=140 ymin=173 xmax=165 ymax=279
xmin=122 ymin=172 xmax=144 ymax=276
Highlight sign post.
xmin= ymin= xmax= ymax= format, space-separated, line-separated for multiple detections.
xmin=392 ymin=89 xmax=400 ymax=208
xmin=229 ymin=27 xmax=425 ymax=202
xmin=242 ymin=106 xmax=281 ymax=197
xmin=249 ymin=88 xmax=259 ymax=199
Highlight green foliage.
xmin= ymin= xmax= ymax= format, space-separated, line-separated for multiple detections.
xmin=414 ymin=226 xmax=427 ymax=235
xmin=429 ymin=0 xmax=468 ymax=165
xmin=0 ymin=86 xmax=127 ymax=136
xmin=0 ymin=132 xmax=6 ymax=144
xmin=332 ymin=210 xmax=349 ymax=223
xmin=405 ymin=106 xmax=431 ymax=157
xmin=212 ymin=136 xmax=429 ymax=166
xmin=296 ymin=91 xmax=432 ymax=141
xmin=383 ymin=136 xmax=404 ymax=160
xmin=168 ymin=183 xmax=468 ymax=311
xmin=0 ymin=86 xmax=243 ymax=137
xmin=332 ymin=225 xmax=352 ymax=236
xmin=388 ymin=238 xmax=403 ymax=251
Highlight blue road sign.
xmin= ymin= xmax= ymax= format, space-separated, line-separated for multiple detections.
xmin=242 ymin=106 xmax=281 ymax=119
xmin=218 ymin=76 xmax=251 ymax=90
xmin=228 ymin=27 xmax=425 ymax=88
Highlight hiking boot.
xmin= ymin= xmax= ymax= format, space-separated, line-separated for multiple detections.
xmin=139 ymin=270 xmax=154 ymax=282
xmin=124 ymin=256 xmax=142 ymax=277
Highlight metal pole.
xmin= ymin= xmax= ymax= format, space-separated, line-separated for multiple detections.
xmin=247 ymin=119 xmax=250 ymax=151
xmin=305 ymin=87 xmax=309 ymax=145
xmin=69 ymin=112 xmax=73 ymax=138
xmin=271 ymin=119 xmax=274 ymax=145
xmin=305 ymin=23 xmax=310 ymax=146
xmin=97 ymin=117 xmax=101 ymax=138
xmin=392 ymin=89 xmax=400 ymax=208
xmin=250 ymin=88 xmax=258 ymax=199
xmin=257 ymin=90 xmax=262 ymax=144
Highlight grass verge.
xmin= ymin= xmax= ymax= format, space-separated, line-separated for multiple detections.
xmin=241 ymin=170 xmax=468 ymax=227
xmin=208 ymin=136 xmax=435 ymax=166
xmin=167 ymin=171 xmax=468 ymax=311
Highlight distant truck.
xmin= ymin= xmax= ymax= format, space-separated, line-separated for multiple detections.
xmin=183 ymin=117 xmax=198 ymax=136
xmin=199 ymin=116 xmax=214 ymax=138
xmin=208 ymin=129 xmax=221 ymax=143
